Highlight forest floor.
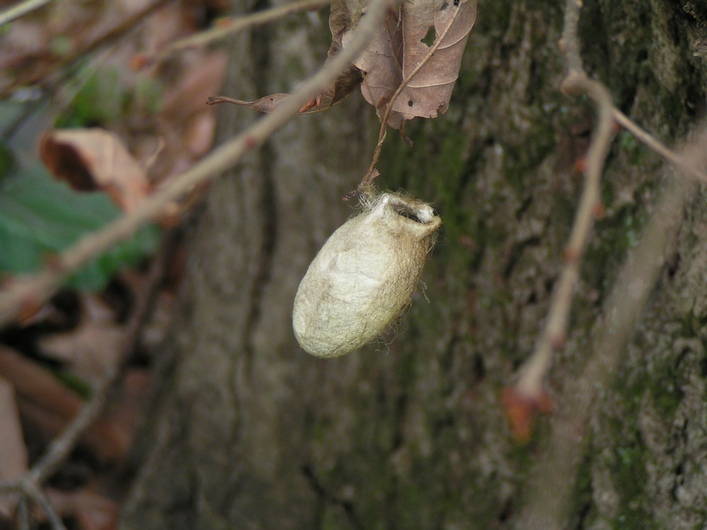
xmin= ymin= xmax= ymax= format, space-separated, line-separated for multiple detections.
xmin=0 ymin=1 xmax=229 ymax=527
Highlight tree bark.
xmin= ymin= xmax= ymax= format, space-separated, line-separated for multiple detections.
xmin=123 ymin=1 xmax=707 ymax=529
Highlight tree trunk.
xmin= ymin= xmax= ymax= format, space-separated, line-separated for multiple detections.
xmin=122 ymin=1 xmax=707 ymax=529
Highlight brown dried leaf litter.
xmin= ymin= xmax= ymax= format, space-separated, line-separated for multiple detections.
xmin=211 ymin=0 xmax=478 ymax=129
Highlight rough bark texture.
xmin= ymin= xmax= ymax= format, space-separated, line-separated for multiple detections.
xmin=122 ymin=1 xmax=707 ymax=529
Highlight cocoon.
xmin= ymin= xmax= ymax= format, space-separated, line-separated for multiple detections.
xmin=292 ymin=192 xmax=442 ymax=358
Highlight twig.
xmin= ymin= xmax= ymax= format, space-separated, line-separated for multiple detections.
xmin=0 ymin=0 xmax=55 ymax=27
xmin=359 ymin=1 xmax=465 ymax=190
xmin=612 ymin=108 xmax=707 ymax=184
xmin=16 ymin=495 xmax=31 ymax=530
xmin=558 ymin=0 xmax=584 ymax=73
xmin=510 ymin=0 xmax=706 ymax=525
xmin=26 ymin=484 xmax=66 ymax=530
xmin=512 ymin=0 xmax=707 ymax=406
xmin=148 ymin=0 xmax=333 ymax=64
xmin=23 ymin=375 xmax=113 ymax=486
xmin=516 ymin=159 xmax=697 ymax=529
xmin=0 ymin=0 xmax=395 ymax=327
xmin=515 ymin=42 xmax=616 ymax=400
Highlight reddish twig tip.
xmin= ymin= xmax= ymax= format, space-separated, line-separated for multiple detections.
xmin=574 ymin=156 xmax=587 ymax=174
xmin=130 ymin=54 xmax=153 ymax=71
xmin=343 ymin=188 xmax=360 ymax=201
xmin=501 ymin=386 xmax=555 ymax=444
xmin=563 ymin=247 xmax=580 ymax=264
xmin=550 ymin=333 xmax=567 ymax=351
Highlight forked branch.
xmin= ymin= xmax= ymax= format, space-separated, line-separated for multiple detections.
xmin=510 ymin=0 xmax=707 ymax=414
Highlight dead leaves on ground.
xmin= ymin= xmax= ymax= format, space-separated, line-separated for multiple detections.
xmin=0 ymin=2 xmax=220 ymax=526
xmin=0 ymin=270 xmax=166 ymax=528
xmin=212 ymin=0 xmax=478 ymax=130
xmin=0 ymin=344 xmax=131 ymax=462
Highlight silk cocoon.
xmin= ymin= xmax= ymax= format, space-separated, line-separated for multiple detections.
xmin=292 ymin=192 xmax=442 ymax=358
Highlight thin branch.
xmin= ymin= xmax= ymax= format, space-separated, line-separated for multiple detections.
xmin=16 ymin=495 xmax=31 ymax=530
xmin=26 ymin=485 xmax=66 ymax=530
xmin=149 ymin=0 xmax=333 ymax=64
xmin=512 ymin=0 xmax=707 ymax=404
xmin=511 ymin=0 xmax=706 ymax=524
xmin=516 ymin=161 xmax=697 ymax=530
xmin=360 ymin=2 xmax=464 ymax=190
xmin=0 ymin=0 xmax=55 ymax=27
xmin=612 ymin=108 xmax=707 ymax=184
xmin=23 ymin=373 xmax=116 ymax=486
xmin=558 ymin=0 xmax=584 ymax=74
xmin=515 ymin=77 xmax=615 ymax=399
xmin=0 ymin=0 xmax=395 ymax=327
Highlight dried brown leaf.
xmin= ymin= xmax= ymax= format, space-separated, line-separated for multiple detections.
xmin=39 ymin=129 xmax=150 ymax=212
xmin=48 ymin=489 xmax=119 ymax=530
xmin=0 ymin=346 xmax=129 ymax=462
xmin=38 ymin=319 xmax=124 ymax=384
xmin=328 ymin=0 xmax=366 ymax=49
xmin=208 ymin=64 xmax=362 ymax=114
xmin=206 ymin=0 xmax=475 ymax=130
xmin=393 ymin=0 xmax=477 ymax=120
xmin=342 ymin=0 xmax=476 ymax=128
xmin=207 ymin=93 xmax=292 ymax=112
xmin=346 ymin=5 xmax=403 ymax=124
xmin=38 ymin=289 xmax=135 ymax=384
xmin=183 ymin=111 xmax=218 ymax=158
xmin=0 ymin=345 xmax=82 ymax=420
xmin=321 ymin=65 xmax=365 ymax=108
xmin=102 ymin=368 xmax=153 ymax=444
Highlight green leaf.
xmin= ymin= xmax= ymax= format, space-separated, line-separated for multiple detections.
xmin=0 ymin=163 xmax=161 ymax=291
xmin=0 ymin=142 xmax=16 ymax=182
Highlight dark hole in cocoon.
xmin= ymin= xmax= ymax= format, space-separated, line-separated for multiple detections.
xmin=391 ymin=200 xmax=426 ymax=223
